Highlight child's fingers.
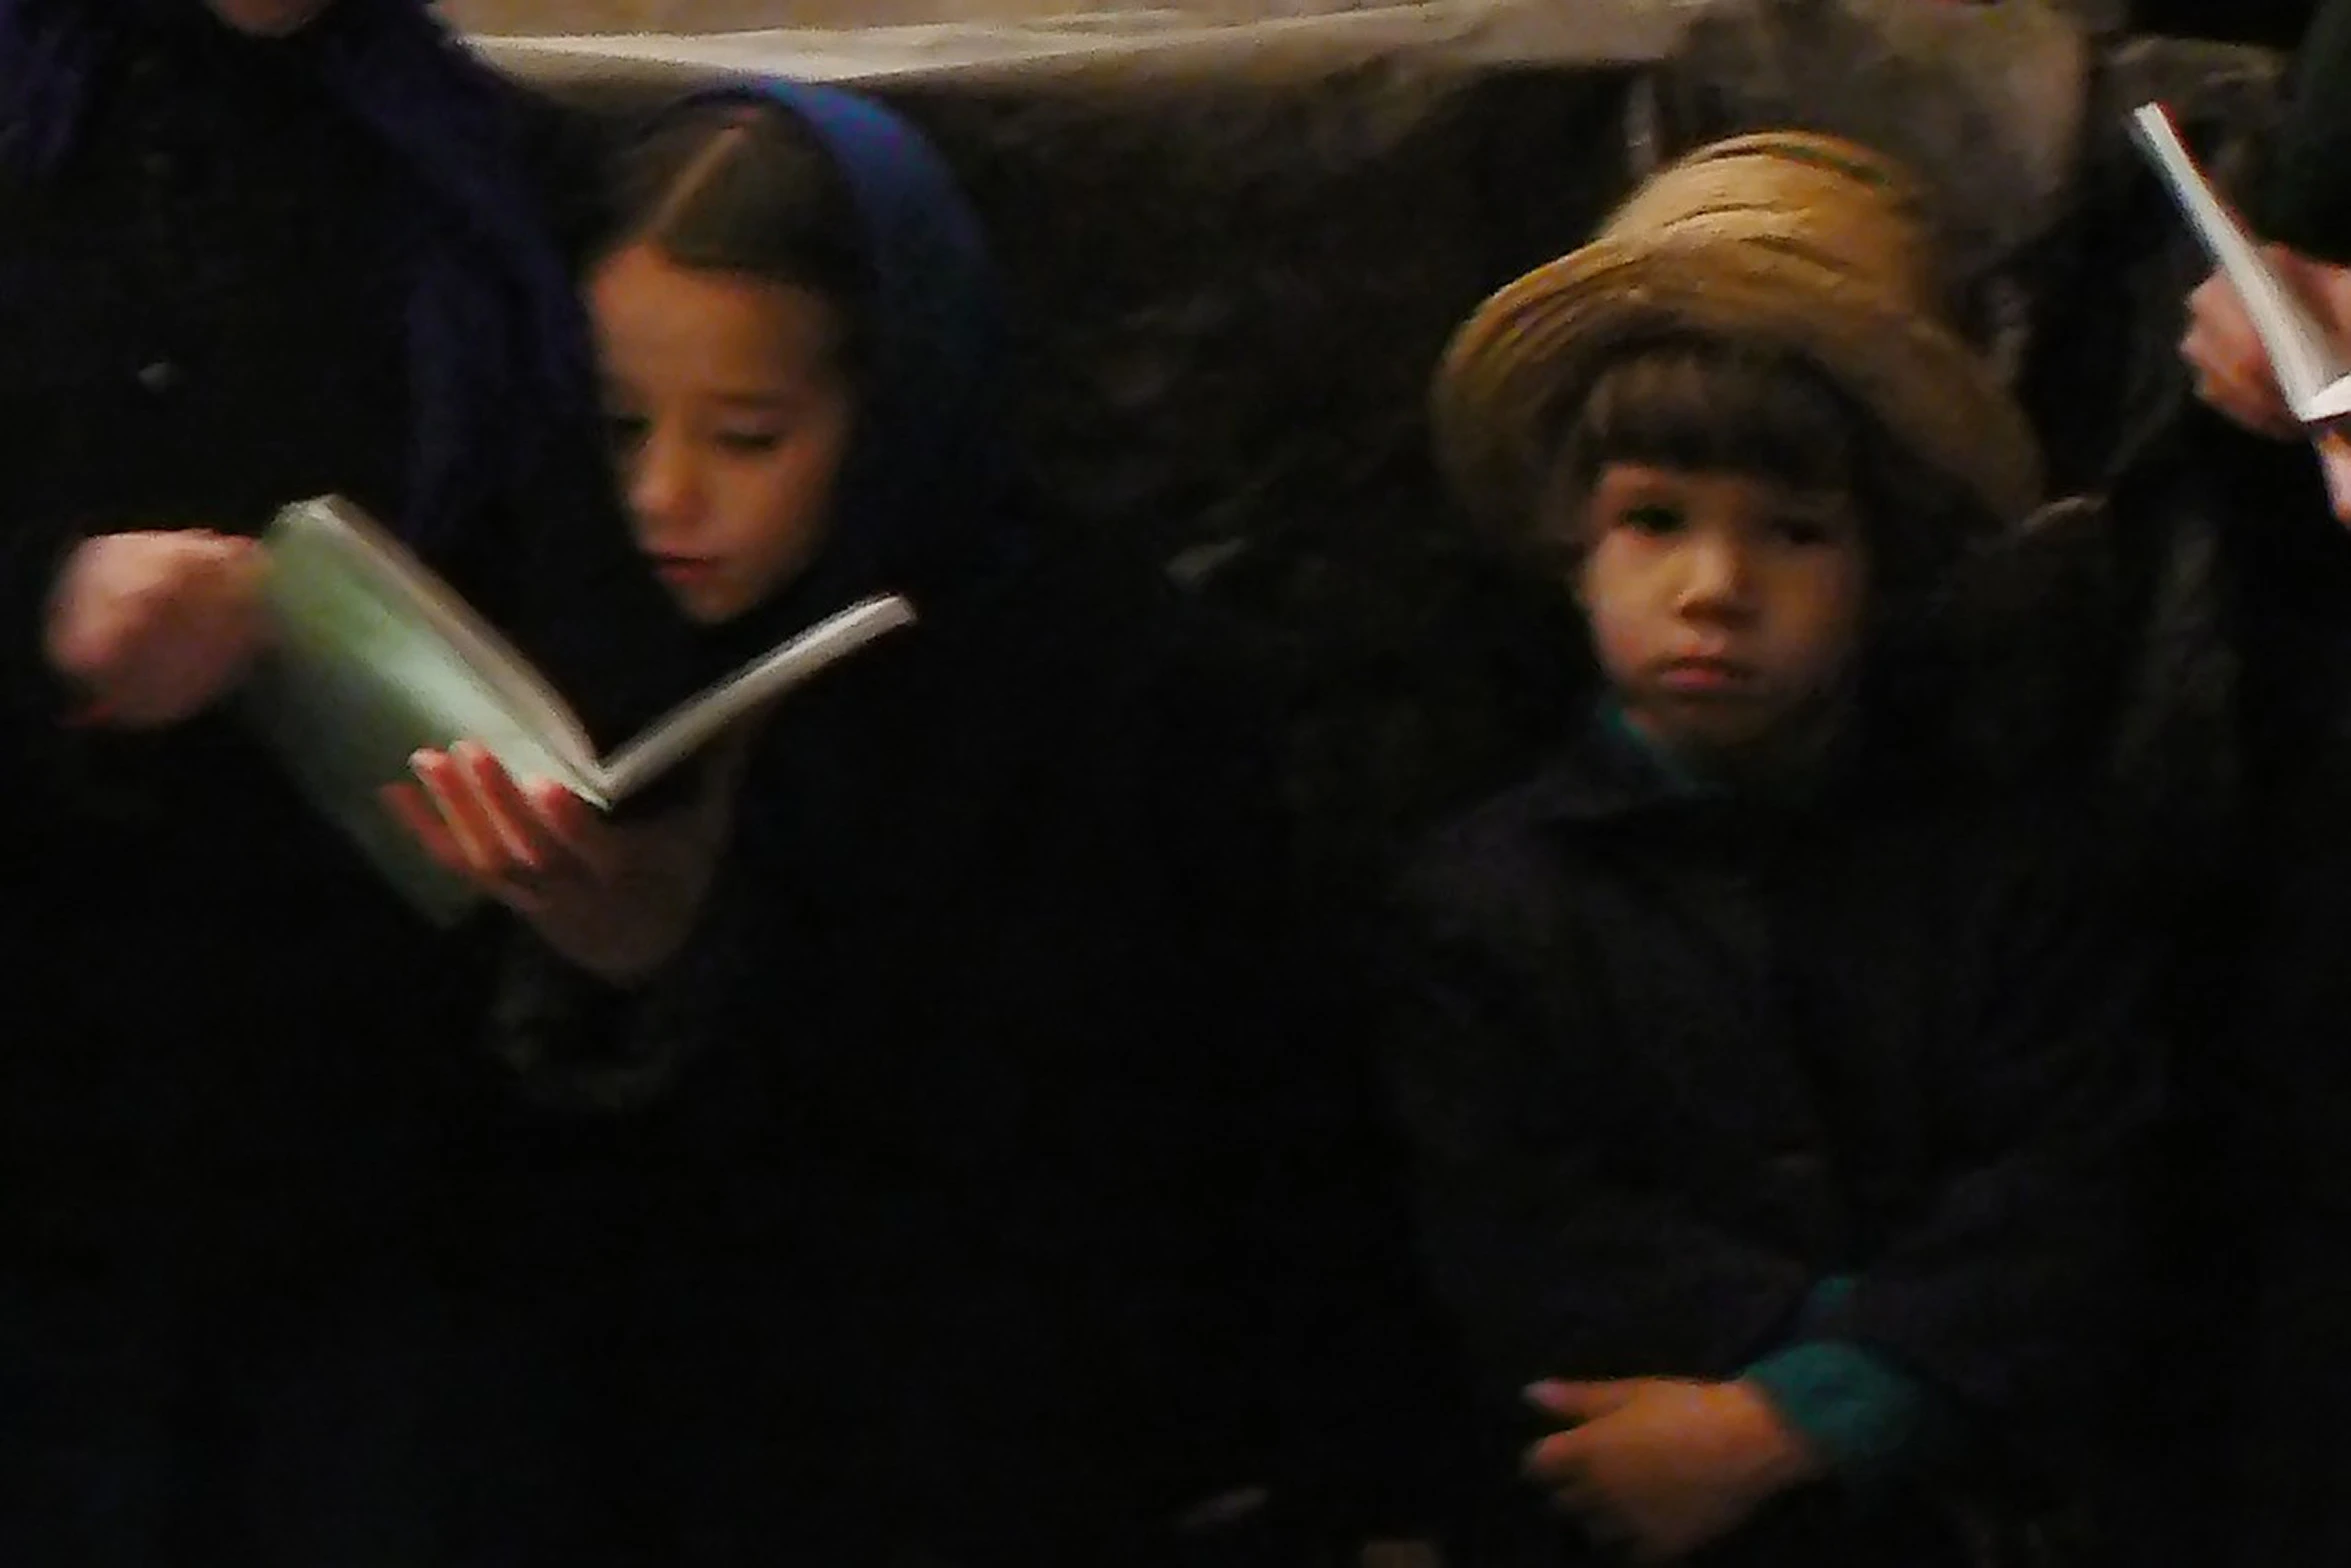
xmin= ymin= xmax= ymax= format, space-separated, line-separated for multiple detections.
xmin=454 ymin=741 xmax=555 ymax=872
xmin=1526 ymin=1379 xmax=1638 ymax=1424
xmin=1522 ymin=1426 xmax=1597 ymax=1486
xmin=525 ymin=779 xmax=610 ymax=878
xmin=410 ymin=749 xmax=507 ymax=874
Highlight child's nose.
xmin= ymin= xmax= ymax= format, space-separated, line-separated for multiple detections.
xmin=1677 ymin=534 xmax=1754 ymax=612
xmin=629 ymin=428 xmax=701 ymax=534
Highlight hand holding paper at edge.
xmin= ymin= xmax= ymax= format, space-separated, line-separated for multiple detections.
xmin=2186 ymin=250 xmax=2351 ymax=521
xmin=2183 ymin=252 xmax=2316 ymax=441
xmin=2135 ymin=101 xmax=2351 ymax=523
xmin=2132 ymin=104 xmax=2351 ymax=422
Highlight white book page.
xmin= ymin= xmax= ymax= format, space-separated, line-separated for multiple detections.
xmin=285 ymin=499 xmax=599 ymax=776
xmin=2130 ymin=103 xmax=2351 ymax=425
xmin=2303 ymin=378 xmax=2351 ymax=424
xmin=594 ymin=593 xmax=918 ymax=803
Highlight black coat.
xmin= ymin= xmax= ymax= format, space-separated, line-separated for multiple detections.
xmin=501 ymin=531 xmax=1440 ymax=1566
xmin=0 ymin=16 xmax=634 ymax=1280
xmin=2059 ymin=411 xmax=2351 ymax=1568
xmin=1382 ymin=725 xmax=2161 ymax=1566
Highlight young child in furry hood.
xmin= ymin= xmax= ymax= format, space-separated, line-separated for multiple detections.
xmin=1382 ymin=133 xmax=2162 ymax=1566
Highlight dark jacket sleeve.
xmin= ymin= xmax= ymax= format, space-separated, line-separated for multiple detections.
xmin=1806 ymin=825 xmax=2162 ymax=1478
xmin=2260 ymin=0 xmax=2351 ymax=261
xmin=1 ymin=508 xmax=86 ymax=734
xmin=1381 ymin=841 xmax=1815 ymax=1392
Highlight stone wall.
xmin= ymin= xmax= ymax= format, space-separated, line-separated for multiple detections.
xmin=881 ymin=49 xmax=1626 ymax=869
xmin=442 ymin=0 xmax=1478 ymax=31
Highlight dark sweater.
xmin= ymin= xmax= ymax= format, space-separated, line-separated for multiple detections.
xmin=2260 ymin=0 xmax=2351 ymax=258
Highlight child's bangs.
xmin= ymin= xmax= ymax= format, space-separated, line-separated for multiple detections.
xmin=1556 ymin=337 xmax=1862 ymax=502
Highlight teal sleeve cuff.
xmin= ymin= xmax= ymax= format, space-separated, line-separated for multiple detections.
xmin=1744 ymin=1340 xmax=1935 ymax=1485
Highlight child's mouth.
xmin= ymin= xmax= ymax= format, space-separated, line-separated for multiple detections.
xmin=650 ymin=554 xmax=718 ymax=588
xmin=1656 ymin=656 xmax=1755 ymax=694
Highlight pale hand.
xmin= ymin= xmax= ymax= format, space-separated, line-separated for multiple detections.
xmin=1523 ymin=1377 xmax=1822 ymax=1562
xmin=43 ymin=530 xmax=268 ymax=727
xmin=2179 ymin=244 xmax=2351 ymax=443
xmin=383 ymin=740 xmax=717 ymax=984
xmin=382 ymin=741 xmax=613 ymax=919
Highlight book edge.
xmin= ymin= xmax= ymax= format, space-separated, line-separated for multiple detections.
xmin=595 ymin=593 xmax=918 ymax=802
xmin=276 ymin=498 xmax=602 ymax=785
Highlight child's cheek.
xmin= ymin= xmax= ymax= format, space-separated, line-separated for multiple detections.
xmin=1583 ymin=601 xmax=1651 ymax=691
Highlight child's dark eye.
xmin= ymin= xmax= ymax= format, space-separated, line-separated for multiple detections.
xmin=1618 ymin=503 xmax=1684 ymax=537
xmin=603 ymin=412 xmax=649 ymax=449
xmin=1771 ymin=515 xmax=1838 ymax=549
xmin=714 ymin=428 xmax=785 ymax=455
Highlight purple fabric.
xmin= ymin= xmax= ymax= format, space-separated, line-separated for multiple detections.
xmin=0 ymin=0 xmax=594 ymax=550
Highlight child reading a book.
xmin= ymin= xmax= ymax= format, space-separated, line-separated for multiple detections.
xmin=384 ymin=78 xmax=1429 ymax=1567
xmin=1383 ymin=132 xmax=2161 ymax=1566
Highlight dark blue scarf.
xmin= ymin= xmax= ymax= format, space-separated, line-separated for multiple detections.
xmin=0 ymin=0 xmax=593 ymax=551
xmin=673 ymin=79 xmax=1022 ymax=669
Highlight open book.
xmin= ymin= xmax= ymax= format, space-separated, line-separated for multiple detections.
xmin=240 ymin=496 xmax=917 ymax=924
xmin=2130 ymin=101 xmax=2351 ymax=424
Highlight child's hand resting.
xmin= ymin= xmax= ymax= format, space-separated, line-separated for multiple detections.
xmin=1522 ymin=1377 xmax=1822 ymax=1562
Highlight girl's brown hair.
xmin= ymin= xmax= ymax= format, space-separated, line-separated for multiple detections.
xmin=602 ymin=99 xmax=873 ymax=379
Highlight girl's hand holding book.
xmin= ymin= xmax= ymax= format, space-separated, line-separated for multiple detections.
xmin=384 ymin=741 xmax=614 ymax=921
xmin=381 ymin=738 xmax=732 ymax=984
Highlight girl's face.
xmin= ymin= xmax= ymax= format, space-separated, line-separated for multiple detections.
xmin=590 ymin=241 xmax=855 ymax=626
xmin=203 ymin=0 xmax=337 ymax=35
xmin=1573 ymin=462 xmax=1868 ymax=768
